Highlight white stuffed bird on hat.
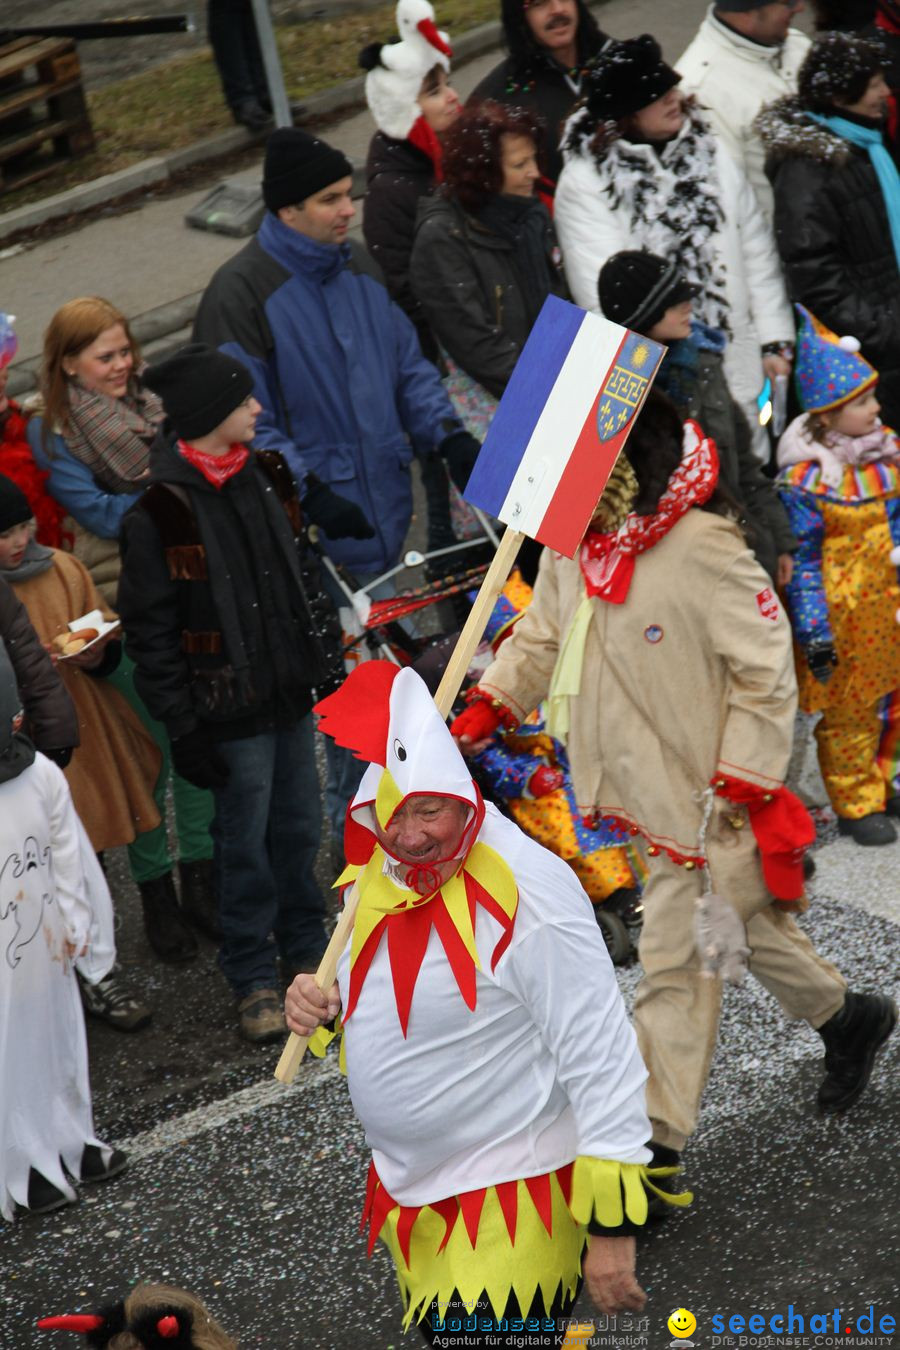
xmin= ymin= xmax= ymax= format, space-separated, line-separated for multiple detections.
xmin=383 ymin=0 xmax=452 ymax=73
xmin=360 ymin=0 xmax=452 ymax=140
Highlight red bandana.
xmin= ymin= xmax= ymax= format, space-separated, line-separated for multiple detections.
xmin=579 ymin=421 xmax=718 ymax=604
xmin=177 ymin=439 xmax=249 ymax=488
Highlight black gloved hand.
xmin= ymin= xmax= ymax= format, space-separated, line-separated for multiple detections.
xmin=440 ymin=429 xmax=480 ymax=493
xmin=170 ymin=725 xmax=230 ymax=790
xmin=302 ymin=474 xmax=375 ymax=541
xmin=806 ymin=638 xmax=838 ymax=685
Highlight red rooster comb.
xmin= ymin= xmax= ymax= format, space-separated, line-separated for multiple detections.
xmin=314 ymin=661 xmax=401 ymax=764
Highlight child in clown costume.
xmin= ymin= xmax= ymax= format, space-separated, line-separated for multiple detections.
xmin=470 ymin=574 xmax=645 ymax=953
xmin=287 ymin=660 xmax=687 ymax=1346
xmin=776 ymin=305 xmax=900 ymax=847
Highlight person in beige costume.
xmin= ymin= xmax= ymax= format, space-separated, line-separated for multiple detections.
xmin=452 ymin=391 xmax=896 ymax=1182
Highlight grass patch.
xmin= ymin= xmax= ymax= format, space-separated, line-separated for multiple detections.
xmin=0 ymin=0 xmax=500 ymax=214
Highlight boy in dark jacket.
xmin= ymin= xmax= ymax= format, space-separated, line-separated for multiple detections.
xmin=598 ymin=250 xmax=796 ymax=585
xmin=193 ymin=127 xmax=479 ymax=580
xmin=118 ymin=345 xmax=341 ymax=1044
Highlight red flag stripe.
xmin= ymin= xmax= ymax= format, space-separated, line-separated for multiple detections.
xmin=534 ymin=332 xmax=629 ymax=553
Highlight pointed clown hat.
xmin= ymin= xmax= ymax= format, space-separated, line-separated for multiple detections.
xmin=794 ymin=303 xmax=877 ymax=415
xmin=314 ymin=661 xmax=482 ymax=872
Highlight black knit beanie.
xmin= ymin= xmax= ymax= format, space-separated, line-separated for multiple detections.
xmin=798 ymin=32 xmax=884 ymax=113
xmin=0 ymin=473 xmax=32 ymax=532
xmin=598 ymin=251 xmax=696 ymax=333
xmin=262 ymin=128 xmax=353 ymax=213
xmin=143 ymin=344 xmax=255 ymax=441
xmin=583 ymin=34 xmax=681 ymax=123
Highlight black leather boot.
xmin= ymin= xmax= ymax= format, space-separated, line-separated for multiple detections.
xmin=138 ymin=872 xmax=198 ymax=963
xmin=817 ymin=992 xmax=897 ymax=1113
xmin=178 ymin=859 xmax=221 ymax=940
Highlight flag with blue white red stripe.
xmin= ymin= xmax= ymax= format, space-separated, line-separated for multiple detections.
xmin=463 ymin=295 xmax=666 ymax=558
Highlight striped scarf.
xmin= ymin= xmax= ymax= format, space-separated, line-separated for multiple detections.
xmin=65 ymin=376 xmax=162 ymax=492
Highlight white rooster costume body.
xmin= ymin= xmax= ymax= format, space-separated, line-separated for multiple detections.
xmin=310 ymin=663 xmax=684 ymax=1329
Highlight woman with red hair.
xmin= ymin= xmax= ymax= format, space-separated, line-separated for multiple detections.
xmin=409 ymin=100 xmax=567 ymax=423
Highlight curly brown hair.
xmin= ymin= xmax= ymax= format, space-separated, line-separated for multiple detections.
xmin=441 ymin=101 xmax=543 ymax=212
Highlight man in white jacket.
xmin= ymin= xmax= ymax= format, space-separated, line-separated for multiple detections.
xmin=677 ymin=1 xmax=810 ymax=221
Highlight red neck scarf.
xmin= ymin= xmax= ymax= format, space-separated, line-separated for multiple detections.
xmin=177 ymin=439 xmax=249 ymax=488
xmin=580 ymin=422 xmax=719 ymax=604
xmin=408 ymin=115 xmax=444 ymax=181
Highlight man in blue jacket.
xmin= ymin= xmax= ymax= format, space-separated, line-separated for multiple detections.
xmin=193 ymin=127 xmax=479 ymax=840
xmin=193 ymin=127 xmax=479 ymax=580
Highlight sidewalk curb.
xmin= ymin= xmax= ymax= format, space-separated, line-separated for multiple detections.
xmin=0 ymin=17 xmax=504 ymax=245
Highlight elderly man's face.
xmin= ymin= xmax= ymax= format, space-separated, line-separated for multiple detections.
xmin=375 ymin=795 xmax=469 ymax=866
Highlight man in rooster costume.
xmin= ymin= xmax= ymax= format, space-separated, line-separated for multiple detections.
xmin=286 ymin=660 xmax=684 ymax=1345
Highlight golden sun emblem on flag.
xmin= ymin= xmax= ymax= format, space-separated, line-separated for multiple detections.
xmin=596 ymin=333 xmax=658 ymax=442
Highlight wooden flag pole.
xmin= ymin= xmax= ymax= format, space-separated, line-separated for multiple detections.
xmin=274 ymin=526 xmax=524 ymax=1085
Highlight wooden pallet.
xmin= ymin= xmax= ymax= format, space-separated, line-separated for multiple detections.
xmin=0 ymin=37 xmax=95 ymax=194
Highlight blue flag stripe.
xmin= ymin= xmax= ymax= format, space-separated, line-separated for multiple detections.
xmin=465 ymin=296 xmax=586 ymax=517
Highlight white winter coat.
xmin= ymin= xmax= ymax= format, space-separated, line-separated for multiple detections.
xmin=677 ymin=6 xmax=810 ymax=221
xmin=555 ymin=115 xmax=793 ymax=462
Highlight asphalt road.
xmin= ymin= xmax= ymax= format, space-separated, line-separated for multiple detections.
xmin=3 ymin=836 xmax=898 ymax=1348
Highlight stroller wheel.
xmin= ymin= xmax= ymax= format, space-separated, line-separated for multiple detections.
xmin=595 ymin=909 xmax=632 ymax=965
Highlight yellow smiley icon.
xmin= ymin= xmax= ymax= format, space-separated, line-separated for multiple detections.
xmin=668 ymin=1309 xmax=697 ymax=1339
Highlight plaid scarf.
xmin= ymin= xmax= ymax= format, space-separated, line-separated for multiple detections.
xmin=65 ymin=376 xmax=162 ymax=492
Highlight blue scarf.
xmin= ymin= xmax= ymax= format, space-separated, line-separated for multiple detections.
xmin=808 ymin=112 xmax=900 ymax=267
xmin=655 ymin=320 xmax=727 ymax=410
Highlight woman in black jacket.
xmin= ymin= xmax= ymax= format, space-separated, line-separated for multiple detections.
xmin=360 ymin=7 xmax=462 ymax=549
xmin=409 ymin=101 xmax=568 ymax=404
xmin=755 ymin=32 xmax=900 ymax=427
xmin=361 ymin=29 xmax=461 ymax=361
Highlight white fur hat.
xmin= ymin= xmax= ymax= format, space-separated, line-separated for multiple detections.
xmin=361 ymin=0 xmax=452 ymax=140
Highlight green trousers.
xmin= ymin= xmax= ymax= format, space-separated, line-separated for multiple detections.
xmin=106 ymin=653 xmax=214 ymax=883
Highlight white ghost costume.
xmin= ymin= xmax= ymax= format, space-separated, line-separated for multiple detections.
xmin=0 ymin=752 xmax=115 ymax=1221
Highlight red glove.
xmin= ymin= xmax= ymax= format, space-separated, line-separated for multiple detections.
xmin=451 ymin=700 xmax=503 ymax=745
xmin=712 ymin=775 xmax=814 ymax=902
xmin=528 ymin=764 xmax=565 ymax=797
